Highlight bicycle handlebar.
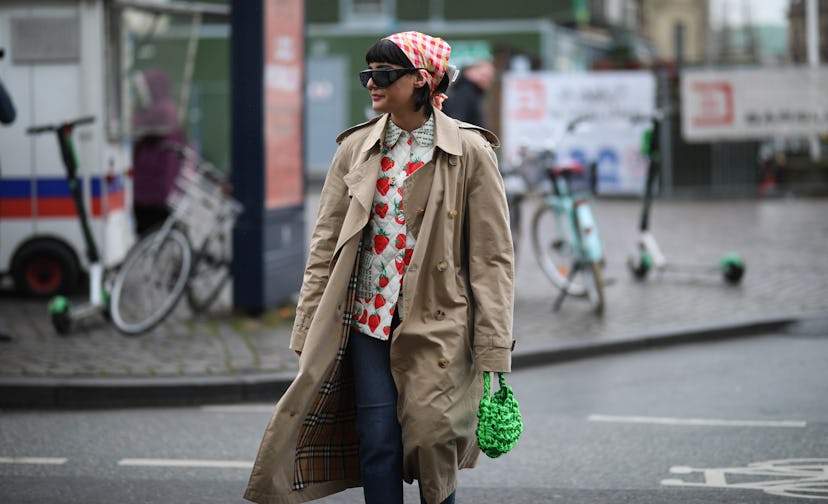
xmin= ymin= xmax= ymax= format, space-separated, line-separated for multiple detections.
xmin=26 ymin=116 xmax=95 ymax=135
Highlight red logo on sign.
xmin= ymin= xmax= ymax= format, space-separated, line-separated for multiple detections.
xmin=691 ymin=81 xmax=734 ymax=127
xmin=512 ymin=79 xmax=546 ymax=120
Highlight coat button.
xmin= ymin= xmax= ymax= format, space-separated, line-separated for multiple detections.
xmin=436 ymin=261 xmax=448 ymax=272
xmin=448 ymin=156 xmax=458 ymax=167
xmin=448 ymin=209 xmax=458 ymax=219
xmin=417 ymin=208 xmax=425 ymax=216
xmin=438 ymin=358 xmax=449 ymax=368
xmin=434 ymin=309 xmax=446 ymax=321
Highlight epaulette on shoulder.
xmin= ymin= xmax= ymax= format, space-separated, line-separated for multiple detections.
xmin=456 ymin=121 xmax=500 ymax=148
xmin=336 ymin=115 xmax=383 ymax=144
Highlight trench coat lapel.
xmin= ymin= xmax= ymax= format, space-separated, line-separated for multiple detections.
xmin=336 ymin=116 xmax=386 ymax=256
xmin=343 ymin=150 xmax=382 ymax=214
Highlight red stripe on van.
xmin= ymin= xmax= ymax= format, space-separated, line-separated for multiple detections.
xmin=0 ymin=199 xmax=33 ymax=217
xmin=36 ymin=198 xmax=78 ymax=217
xmin=1 ymin=178 xmax=127 ymax=219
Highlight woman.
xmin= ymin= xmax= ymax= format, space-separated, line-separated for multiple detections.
xmin=244 ymin=31 xmax=514 ymax=504
xmin=131 ymin=68 xmax=186 ymax=235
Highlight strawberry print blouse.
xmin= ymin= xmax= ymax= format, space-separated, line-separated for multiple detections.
xmin=351 ymin=115 xmax=435 ymax=340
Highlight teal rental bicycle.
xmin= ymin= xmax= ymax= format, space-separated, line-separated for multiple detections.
xmin=530 ymin=151 xmax=605 ymax=314
xmin=506 ymin=116 xmax=605 ymax=314
xmin=503 ymin=115 xmax=604 ymax=314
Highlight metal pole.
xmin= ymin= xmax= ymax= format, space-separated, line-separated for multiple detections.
xmin=807 ymin=0 xmax=819 ymax=67
xmin=179 ymin=13 xmax=202 ymax=125
xmin=429 ymin=0 xmax=444 ymax=24
xmin=658 ymin=67 xmax=673 ymax=195
xmin=806 ymin=0 xmax=822 ymax=160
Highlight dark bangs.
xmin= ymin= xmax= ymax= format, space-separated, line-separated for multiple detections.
xmin=365 ymin=37 xmax=449 ymax=118
xmin=365 ymin=39 xmax=413 ymax=67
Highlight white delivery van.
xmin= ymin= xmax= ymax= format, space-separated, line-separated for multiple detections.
xmin=0 ymin=0 xmax=134 ymax=296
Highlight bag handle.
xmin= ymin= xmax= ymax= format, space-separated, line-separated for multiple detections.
xmin=482 ymin=371 xmax=507 ymax=397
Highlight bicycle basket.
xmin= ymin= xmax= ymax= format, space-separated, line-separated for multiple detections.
xmin=167 ymin=165 xmax=243 ymax=248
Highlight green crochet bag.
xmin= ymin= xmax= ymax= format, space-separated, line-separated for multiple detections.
xmin=476 ymin=372 xmax=523 ymax=458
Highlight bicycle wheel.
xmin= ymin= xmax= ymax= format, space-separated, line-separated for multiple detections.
xmin=530 ymin=204 xmax=587 ymax=297
xmin=186 ymin=228 xmax=232 ymax=314
xmin=109 ymin=227 xmax=192 ymax=335
xmin=583 ymin=261 xmax=605 ymax=315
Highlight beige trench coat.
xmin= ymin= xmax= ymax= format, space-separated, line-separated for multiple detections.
xmin=244 ymin=109 xmax=514 ymax=504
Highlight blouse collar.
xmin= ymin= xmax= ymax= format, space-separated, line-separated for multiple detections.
xmin=384 ymin=114 xmax=435 ymax=149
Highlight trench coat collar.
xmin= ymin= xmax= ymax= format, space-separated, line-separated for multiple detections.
xmin=337 ymin=110 xmax=470 ymax=157
xmin=337 ymin=110 xmax=499 ymax=213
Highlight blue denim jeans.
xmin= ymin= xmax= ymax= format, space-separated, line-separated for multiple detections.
xmin=349 ymin=330 xmax=457 ymax=504
xmin=349 ymin=330 xmax=404 ymax=504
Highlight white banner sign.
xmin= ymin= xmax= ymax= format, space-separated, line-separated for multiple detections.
xmin=681 ymin=66 xmax=828 ymax=142
xmin=501 ymin=71 xmax=656 ymax=194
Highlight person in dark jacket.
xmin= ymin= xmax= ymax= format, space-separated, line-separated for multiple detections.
xmin=0 ymin=48 xmax=16 ymax=125
xmin=441 ymin=58 xmax=495 ymax=128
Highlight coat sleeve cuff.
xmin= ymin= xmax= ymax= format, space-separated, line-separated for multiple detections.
xmin=474 ymin=344 xmax=512 ymax=373
xmin=289 ymin=307 xmax=313 ymax=352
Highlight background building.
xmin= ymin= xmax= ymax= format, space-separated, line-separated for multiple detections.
xmin=788 ymin=0 xmax=828 ymax=62
xmin=304 ymin=0 xmax=653 ymax=176
xmin=638 ymin=0 xmax=710 ymax=64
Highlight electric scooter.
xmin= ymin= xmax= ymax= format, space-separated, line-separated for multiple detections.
xmin=26 ymin=116 xmax=110 ymax=334
xmin=626 ymin=117 xmax=746 ymax=285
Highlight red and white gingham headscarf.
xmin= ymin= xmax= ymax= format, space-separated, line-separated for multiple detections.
xmin=384 ymin=31 xmax=452 ymax=110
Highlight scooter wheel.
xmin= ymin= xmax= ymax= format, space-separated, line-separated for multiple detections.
xmin=627 ymin=252 xmax=652 ymax=280
xmin=49 ymin=296 xmax=72 ymax=335
xmin=101 ymin=290 xmax=112 ymax=322
xmin=721 ymin=253 xmax=745 ymax=284
xmin=52 ymin=312 xmax=71 ymax=335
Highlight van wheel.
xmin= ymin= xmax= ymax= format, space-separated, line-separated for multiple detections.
xmin=12 ymin=241 xmax=79 ymax=297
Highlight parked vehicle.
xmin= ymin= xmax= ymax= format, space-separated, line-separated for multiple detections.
xmin=0 ymin=2 xmax=134 ymax=297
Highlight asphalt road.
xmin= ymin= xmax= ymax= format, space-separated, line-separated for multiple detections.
xmin=1 ymin=321 xmax=825 ymax=503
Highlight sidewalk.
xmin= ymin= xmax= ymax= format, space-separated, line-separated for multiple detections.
xmin=2 ymin=195 xmax=827 ymax=408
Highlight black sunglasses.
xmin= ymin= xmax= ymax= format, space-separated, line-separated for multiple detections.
xmin=359 ymin=67 xmax=427 ymax=89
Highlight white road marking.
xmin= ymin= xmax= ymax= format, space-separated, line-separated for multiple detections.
xmin=117 ymin=458 xmax=254 ymax=469
xmin=0 ymin=457 xmax=68 ymax=465
xmin=200 ymin=404 xmax=274 ymax=413
xmin=588 ymin=414 xmax=806 ymax=428
xmin=662 ymin=459 xmax=828 ymax=499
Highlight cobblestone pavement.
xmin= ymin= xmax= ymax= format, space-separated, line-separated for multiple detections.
xmin=1 ymin=193 xmax=826 ymax=395
xmin=513 ymin=196 xmax=828 ymax=351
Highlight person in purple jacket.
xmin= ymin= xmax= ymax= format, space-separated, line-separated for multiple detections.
xmin=131 ymin=68 xmax=186 ymax=235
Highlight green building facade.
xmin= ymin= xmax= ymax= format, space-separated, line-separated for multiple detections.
xmin=303 ymin=0 xmax=636 ymax=173
xmin=124 ymin=1 xmax=637 ymax=176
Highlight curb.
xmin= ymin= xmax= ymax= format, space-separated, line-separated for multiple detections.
xmin=511 ymin=313 xmax=805 ymax=368
xmin=0 ymin=372 xmax=295 ymax=409
xmin=1 ymin=313 xmax=820 ymax=409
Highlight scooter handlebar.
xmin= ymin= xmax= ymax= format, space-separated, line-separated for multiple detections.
xmin=26 ymin=115 xmax=95 ymax=135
